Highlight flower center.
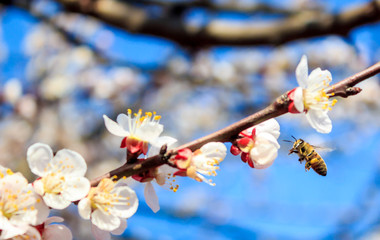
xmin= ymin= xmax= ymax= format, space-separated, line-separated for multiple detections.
xmin=89 ymin=178 xmax=131 ymax=215
xmin=0 ymin=185 xmax=36 ymax=219
xmin=42 ymin=173 xmax=65 ymax=194
xmin=303 ymin=88 xmax=337 ymax=112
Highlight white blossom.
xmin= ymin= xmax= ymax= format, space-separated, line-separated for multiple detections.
xmin=0 ymin=171 xmax=49 ymax=239
xmin=27 ymin=143 xmax=90 ymax=210
xmin=293 ymin=55 xmax=337 ymax=133
xmin=78 ymin=178 xmax=138 ymax=240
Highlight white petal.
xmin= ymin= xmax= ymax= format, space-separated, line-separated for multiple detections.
xmin=249 ymin=139 xmax=278 ymax=169
xmin=44 ymin=224 xmax=73 ymax=240
xmin=0 ymin=215 xmax=29 ymax=239
xmin=144 ymin=182 xmax=160 ymax=213
xmin=295 ymin=55 xmax=308 ymax=88
xmin=33 ymin=179 xmax=45 ymax=196
xmin=43 ymin=193 xmax=72 ymax=210
xmin=200 ymin=142 xmax=227 ymax=162
xmin=110 ymin=218 xmax=127 ymax=235
xmin=255 ymin=119 xmax=280 ymax=139
xmin=61 ymin=177 xmax=90 ymax=201
xmin=23 ymin=226 xmax=42 ymax=240
xmin=255 ymin=132 xmax=280 ymax=149
xmin=293 ymin=87 xmax=304 ymax=113
xmin=91 ymin=209 xmax=120 ymax=231
xmin=307 ymin=69 xmax=332 ymax=91
xmin=27 ymin=143 xmax=53 ymax=177
xmin=91 ymin=224 xmax=111 ymax=240
xmin=52 ymin=149 xmax=87 ymax=177
xmin=136 ymin=122 xmax=163 ymax=142
xmin=103 ymin=115 xmax=130 ymax=137
xmin=78 ymin=198 xmax=92 ymax=220
xmin=116 ymin=113 xmax=131 ymax=131
xmin=306 ymin=109 xmax=332 ymax=133
xmin=110 ymin=186 xmax=138 ymax=218
xmin=34 ymin=193 xmax=50 ymax=225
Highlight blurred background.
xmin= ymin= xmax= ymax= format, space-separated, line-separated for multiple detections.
xmin=1 ymin=0 xmax=380 ymax=239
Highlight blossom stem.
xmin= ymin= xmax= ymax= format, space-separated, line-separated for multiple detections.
xmin=90 ymin=61 xmax=380 ymax=187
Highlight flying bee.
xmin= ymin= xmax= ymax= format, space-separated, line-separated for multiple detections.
xmin=285 ymin=136 xmax=332 ymax=176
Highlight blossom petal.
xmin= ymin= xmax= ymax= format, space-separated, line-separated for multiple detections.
xmin=44 ymin=224 xmax=73 ymax=240
xmin=91 ymin=209 xmax=121 ymax=231
xmin=295 ymin=55 xmax=308 ymax=88
xmin=61 ymin=176 xmax=90 ymax=202
xmin=144 ymin=182 xmax=160 ymax=213
xmin=52 ymin=149 xmax=88 ymax=177
xmin=110 ymin=218 xmax=127 ymax=235
xmin=293 ymin=87 xmax=304 ymax=113
xmin=256 ymin=132 xmax=280 ymax=149
xmin=27 ymin=143 xmax=53 ymax=177
xmin=116 ymin=113 xmax=131 ymax=131
xmin=91 ymin=224 xmax=111 ymax=240
xmin=103 ymin=115 xmax=130 ymax=137
xmin=255 ymin=119 xmax=280 ymax=139
xmin=200 ymin=142 xmax=227 ymax=161
xmin=43 ymin=193 xmax=72 ymax=210
xmin=306 ymin=109 xmax=332 ymax=133
xmin=110 ymin=186 xmax=138 ymax=218
xmin=34 ymin=193 xmax=50 ymax=225
xmin=307 ymin=69 xmax=332 ymax=91
xmin=249 ymin=138 xmax=278 ymax=169
xmin=136 ymin=122 xmax=163 ymax=142
xmin=78 ymin=198 xmax=91 ymax=220
xmin=0 ymin=215 xmax=29 ymax=239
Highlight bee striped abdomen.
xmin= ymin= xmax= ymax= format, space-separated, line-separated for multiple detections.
xmin=309 ymin=152 xmax=327 ymax=176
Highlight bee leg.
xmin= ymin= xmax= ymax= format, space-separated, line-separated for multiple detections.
xmin=298 ymin=157 xmax=305 ymax=164
xmin=305 ymin=162 xmax=311 ymax=172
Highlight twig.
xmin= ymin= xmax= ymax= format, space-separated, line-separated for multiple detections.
xmin=89 ymin=61 xmax=380 ymax=186
xmin=54 ymin=0 xmax=380 ymax=47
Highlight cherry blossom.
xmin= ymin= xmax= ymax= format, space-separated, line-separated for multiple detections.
xmin=78 ymin=177 xmax=138 ymax=240
xmin=27 ymin=143 xmax=91 ymax=210
xmin=103 ymin=109 xmax=166 ymax=155
xmin=288 ymin=55 xmax=337 ymax=133
xmin=171 ymin=142 xmax=227 ymax=186
xmin=0 ymin=170 xmax=49 ymax=239
xmin=230 ymin=119 xmax=280 ymax=169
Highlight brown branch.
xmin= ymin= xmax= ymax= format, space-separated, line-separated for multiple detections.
xmin=90 ymin=61 xmax=380 ymax=187
xmin=54 ymin=0 xmax=380 ymax=47
xmin=123 ymin=0 xmax=299 ymax=15
xmin=326 ymin=61 xmax=380 ymax=98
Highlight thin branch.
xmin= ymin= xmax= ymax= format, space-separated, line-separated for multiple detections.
xmin=122 ymin=0 xmax=299 ymax=15
xmin=54 ymin=0 xmax=380 ymax=47
xmin=90 ymin=61 xmax=380 ymax=187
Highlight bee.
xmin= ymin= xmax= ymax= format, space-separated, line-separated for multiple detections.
xmin=285 ymin=136 xmax=329 ymax=176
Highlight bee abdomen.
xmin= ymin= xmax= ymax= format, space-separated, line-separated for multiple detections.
xmin=310 ymin=158 xmax=327 ymax=176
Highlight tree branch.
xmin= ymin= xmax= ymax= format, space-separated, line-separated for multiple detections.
xmin=122 ymin=0 xmax=298 ymax=15
xmin=54 ymin=0 xmax=380 ymax=47
xmin=90 ymin=61 xmax=380 ymax=186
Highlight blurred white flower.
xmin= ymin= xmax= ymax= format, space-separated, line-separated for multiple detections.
xmin=78 ymin=178 xmax=138 ymax=240
xmin=0 ymin=170 xmax=49 ymax=239
xmin=289 ymin=55 xmax=337 ymax=133
xmin=231 ymin=119 xmax=280 ymax=169
xmin=27 ymin=143 xmax=90 ymax=210
xmin=3 ymin=78 xmax=22 ymax=105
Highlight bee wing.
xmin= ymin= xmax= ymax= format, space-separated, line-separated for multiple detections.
xmin=311 ymin=145 xmax=335 ymax=153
